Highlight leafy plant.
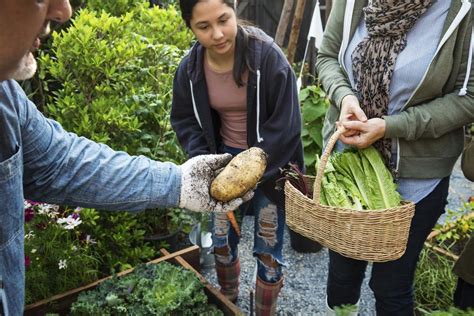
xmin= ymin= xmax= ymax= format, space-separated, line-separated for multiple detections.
xmin=24 ymin=201 xmax=101 ymax=304
xmin=71 ymin=261 xmax=223 ymax=315
xmin=299 ymin=85 xmax=330 ymax=175
xmin=429 ymin=308 xmax=474 ymax=315
xmin=334 ymin=304 xmax=358 ymax=316
xmin=140 ymin=207 xmax=195 ymax=252
xmin=276 ymin=162 xmax=311 ymax=197
xmin=315 ymin=147 xmax=401 ymax=210
xmin=86 ymin=0 xmax=148 ymax=16
xmin=39 ymin=5 xmax=192 ymax=163
xmin=140 ymin=208 xmax=194 ymax=236
xmin=434 ymin=201 xmax=474 ymax=256
xmin=35 ymin=4 xmax=194 ymax=263
xmin=79 ymin=211 xmax=156 ymax=274
xmin=414 ymin=247 xmax=457 ymax=313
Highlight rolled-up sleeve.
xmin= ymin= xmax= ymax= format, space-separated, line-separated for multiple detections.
xmin=17 ymin=83 xmax=181 ymax=211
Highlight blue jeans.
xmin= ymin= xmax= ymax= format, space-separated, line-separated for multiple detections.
xmin=327 ymin=176 xmax=450 ymax=315
xmin=212 ymin=145 xmax=286 ymax=283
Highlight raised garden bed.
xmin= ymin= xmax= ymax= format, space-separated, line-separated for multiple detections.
xmin=24 ymin=245 xmax=242 ymax=316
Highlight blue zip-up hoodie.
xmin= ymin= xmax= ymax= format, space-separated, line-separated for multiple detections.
xmin=171 ymin=27 xmax=304 ymax=207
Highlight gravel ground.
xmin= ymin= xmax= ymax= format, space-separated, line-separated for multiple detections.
xmin=201 ymin=158 xmax=473 ymax=315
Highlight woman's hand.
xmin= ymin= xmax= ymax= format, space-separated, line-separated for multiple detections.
xmin=339 ymin=95 xmax=367 ymax=137
xmin=339 ymin=118 xmax=386 ymax=148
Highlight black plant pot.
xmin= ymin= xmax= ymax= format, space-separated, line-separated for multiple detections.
xmin=288 ymin=227 xmax=323 ymax=253
xmin=144 ymin=223 xmax=183 ymax=252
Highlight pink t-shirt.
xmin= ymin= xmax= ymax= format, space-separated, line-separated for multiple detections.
xmin=204 ymin=58 xmax=249 ymax=149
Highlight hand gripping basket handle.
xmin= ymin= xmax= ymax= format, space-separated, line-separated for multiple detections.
xmin=313 ymin=127 xmax=346 ymax=204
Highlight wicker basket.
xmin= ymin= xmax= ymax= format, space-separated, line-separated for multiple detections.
xmin=285 ymin=128 xmax=416 ymax=262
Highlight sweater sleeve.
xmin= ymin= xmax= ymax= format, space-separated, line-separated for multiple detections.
xmin=384 ymin=18 xmax=474 ymax=140
xmin=316 ymin=0 xmax=355 ymax=109
xmin=11 ymin=80 xmax=181 ymax=210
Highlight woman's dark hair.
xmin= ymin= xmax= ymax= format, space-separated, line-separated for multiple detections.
xmin=179 ymin=0 xmax=253 ymax=87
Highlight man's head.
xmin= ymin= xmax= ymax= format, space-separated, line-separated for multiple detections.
xmin=0 ymin=0 xmax=72 ymax=81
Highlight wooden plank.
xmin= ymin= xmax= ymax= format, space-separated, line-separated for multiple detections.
xmin=426 ymin=212 xmax=474 ymax=241
xmin=424 ymin=242 xmax=460 ymax=261
xmin=24 ymin=246 xmax=200 ymax=316
xmin=424 ymin=211 xmax=474 ymax=261
xmin=160 ymin=248 xmax=243 ymax=316
xmin=275 ymin=0 xmax=295 ymax=47
xmin=287 ymin=0 xmax=307 ymax=63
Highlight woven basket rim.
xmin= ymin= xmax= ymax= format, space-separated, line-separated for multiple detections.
xmin=285 ymin=180 xmax=415 ymax=213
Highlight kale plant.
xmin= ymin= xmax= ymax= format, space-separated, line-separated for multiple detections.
xmin=71 ymin=262 xmax=223 ymax=315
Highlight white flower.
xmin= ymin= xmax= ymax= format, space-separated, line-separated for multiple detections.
xmin=24 ymin=200 xmax=32 ymax=209
xmin=38 ymin=203 xmax=60 ymax=218
xmin=58 ymin=259 xmax=67 ymax=270
xmin=57 ymin=215 xmax=82 ymax=230
xmin=71 ymin=245 xmax=78 ymax=252
xmin=31 ymin=249 xmax=37 ymax=254
xmin=25 ymin=231 xmax=35 ymax=240
xmin=85 ymin=235 xmax=97 ymax=245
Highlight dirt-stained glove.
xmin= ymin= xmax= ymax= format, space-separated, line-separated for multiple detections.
xmin=179 ymin=154 xmax=254 ymax=212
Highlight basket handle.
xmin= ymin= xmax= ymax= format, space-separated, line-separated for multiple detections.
xmin=313 ymin=126 xmax=346 ymax=203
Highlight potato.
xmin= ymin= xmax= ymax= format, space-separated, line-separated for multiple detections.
xmin=210 ymin=147 xmax=267 ymax=202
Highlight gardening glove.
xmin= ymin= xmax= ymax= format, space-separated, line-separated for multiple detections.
xmin=179 ymin=154 xmax=254 ymax=213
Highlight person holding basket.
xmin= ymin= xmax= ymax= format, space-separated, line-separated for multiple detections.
xmin=316 ymin=0 xmax=474 ymax=314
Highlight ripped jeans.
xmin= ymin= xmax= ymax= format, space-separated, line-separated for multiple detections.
xmin=212 ymin=145 xmax=285 ymax=283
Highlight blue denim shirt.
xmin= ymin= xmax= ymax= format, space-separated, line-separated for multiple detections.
xmin=0 ymin=80 xmax=181 ymax=315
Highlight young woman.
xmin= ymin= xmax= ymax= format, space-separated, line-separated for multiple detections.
xmin=171 ymin=0 xmax=304 ymax=314
xmin=316 ymin=0 xmax=474 ymax=314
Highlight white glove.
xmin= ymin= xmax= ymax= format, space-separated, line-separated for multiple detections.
xmin=179 ymin=154 xmax=254 ymax=212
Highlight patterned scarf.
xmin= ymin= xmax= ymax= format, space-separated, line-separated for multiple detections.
xmin=351 ymin=0 xmax=433 ymax=168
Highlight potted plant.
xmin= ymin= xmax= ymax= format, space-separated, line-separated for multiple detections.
xmin=140 ymin=208 xmax=194 ymax=252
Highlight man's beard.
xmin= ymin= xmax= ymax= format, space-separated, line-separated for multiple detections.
xmin=12 ymin=53 xmax=37 ymax=80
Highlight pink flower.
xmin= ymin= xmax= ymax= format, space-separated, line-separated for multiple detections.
xmin=24 ymin=208 xmax=35 ymax=222
xmin=25 ymin=255 xmax=31 ymax=269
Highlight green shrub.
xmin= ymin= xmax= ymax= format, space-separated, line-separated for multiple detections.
xmin=24 ymin=202 xmax=101 ymax=304
xmin=39 ymin=5 xmax=192 ymax=163
xmin=34 ymin=5 xmax=194 ymax=278
xmin=414 ymin=247 xmax=457 ymax=313
xmin=79 ymin=210 xmax=157 ymax=275
xmin=299 ymin=85 xmax=329 ymax=175
xmin=434 ymin=201 xmax=474 ymax=256
xmin=86 ymin=0 xmax=147 ymax=16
